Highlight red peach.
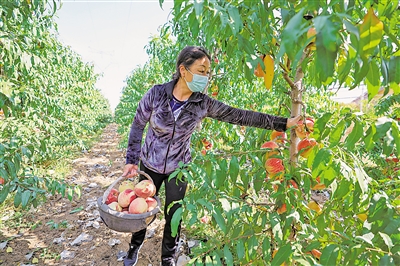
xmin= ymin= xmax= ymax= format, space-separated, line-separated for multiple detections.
xmin=265 ymin=158 xmax=284 ymax=179
xmin=146 ymin=197 xmax=158 ymax=212
xmin=105 ymin=188 xmax=119 ymax=204
xmin=297 ymin=138 xmax=317 ymax=158
xmin=129 ymin=197 xmax=148 ymax=214
xmin=118 ymin=189 xmax=136 ymax=208
xmin=295 ymin=118 xmax=314 ymax=139
xmin=261 ymin=141 xmax=279 ymax=159
xmin=270 ymin=130 xmax=287 ymax=143
xmin=134 ymin=180 xmax=156 ymax=198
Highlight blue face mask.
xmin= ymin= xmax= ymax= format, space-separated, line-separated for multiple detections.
xmin=184 ymin=68 xmax=209 ymax=93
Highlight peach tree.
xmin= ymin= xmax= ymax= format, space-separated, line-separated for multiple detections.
xmin=0 ymin=1 xmax=112 ymax=209
xmin=157 ymin=0 xmax=400 ymax=265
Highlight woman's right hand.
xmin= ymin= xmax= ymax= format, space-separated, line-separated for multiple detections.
xmin=122 ymin=164 xmax=139 ymax=178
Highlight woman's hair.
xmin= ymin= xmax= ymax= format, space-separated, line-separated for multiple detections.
xmin=172 ymin=46 xmax=211 ymax=80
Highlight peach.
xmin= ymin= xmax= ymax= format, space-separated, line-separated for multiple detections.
xmin=297 ymin=138 xmax=317 ymax=158
xmin=308 ymin=201 xmax=322 ymax=214
xmin=134 ymin=180 xmax=156 ymax=198
xmin=312 ymin=177 xmax=326 ymax=190
xmin=277 ymin=203 xmax=287 ymax=214
xmin=295 ymin=118 xmax=314 ymax=139
xmin=108 ymin=201 xmax=122 ymax=212
xmin=118 ymin=180 xmax=135 ymax=193
xmin=105 ymin=188 xmax=119 ymax=204
xmin=288 ymin=179 xmax=299 ymax=189
xmin=265 ymin=158 xmax=284 ymax=179
xmin=270 ymin=130 xmax=286 ymax=143
xmin=261 ymin=141 xmax=279 ymax=159
xmin=311 ymin=249 xmax=322 ymax=259
xmin=307 ymin=27 xmax=317 ymax=43
xmin=129 ymin=197 xmax=148 ymax=214
xmin=200 ymin=215 xmax=210 ymax=224
xmin=201 ymin=138 xmax=212 ymax=150
xmin=118 ymin=189 xmax=136 ymax=208
xmin=146 ymin=197 xmax=158 ymax=212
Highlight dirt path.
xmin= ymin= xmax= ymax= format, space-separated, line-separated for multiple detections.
xmin=0 ymin=123 xmax=167 ymax=266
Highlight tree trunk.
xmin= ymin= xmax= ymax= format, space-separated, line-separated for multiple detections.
xmin=289 ymin=68 xmax=304 ymax=164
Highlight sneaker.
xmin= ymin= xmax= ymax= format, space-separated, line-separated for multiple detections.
xmin=161 ymin=257 xmax=176 ymax=266
xmin=123 ymin=243 xmax=143 ymax=266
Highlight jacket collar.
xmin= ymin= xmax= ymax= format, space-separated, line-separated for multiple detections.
xmin=165 ymin=79 xmax=203 ymax=103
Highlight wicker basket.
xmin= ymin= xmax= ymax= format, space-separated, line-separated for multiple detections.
xmin=97 ymin=170 xmax=161 ymax=233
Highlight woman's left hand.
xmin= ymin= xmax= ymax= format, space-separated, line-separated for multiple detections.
xmin=287 ymin=115 xmax=302 ymax=128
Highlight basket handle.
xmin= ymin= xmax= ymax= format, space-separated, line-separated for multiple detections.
xmin=102 ymin=170 xmax=153 ymax=204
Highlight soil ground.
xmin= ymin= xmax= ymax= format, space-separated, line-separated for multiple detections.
xmin=0 ymin=124 xmax=168 ymax=266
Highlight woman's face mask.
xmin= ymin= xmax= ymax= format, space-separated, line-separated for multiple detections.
xmin=184 ymin=68 xmax=209 ymax=93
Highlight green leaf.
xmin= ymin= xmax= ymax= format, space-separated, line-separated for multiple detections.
xmin=69 ymin=206 xmax=84 ymax=214
xmin=170 ymin=207 xmax=183 ymax=237
xmin=271 ymin=243 xmax=292 ymax=266
xmin=223 ymin=245 xmax=233 ymax=265
xmin=392 ymin=122 xmax=400 ymax=158
xmin=313 ymin=113 xmax=333 ymax=140
xmin=369 ymin=193 xmax=391 ymax=222
xmin=215 ymin=168 xmax=226 ymax=190
xmin=379 ymin=255 xmax=395 ymax=266
xmin=329 ymin=119 xmax=346 ymax=147
xmin=378 ymin=232 xmax=393 ymax=250
xmin=344 ymin=120 xmax=364 ymax=150
xmin=0 ymin=168 xmax=8 ymax=180
xmin=364 ymin=124 xmax=376 ymax=151
xmin=212 ymin=209 xmax=226 ymax=234
xmin=365 ymin=60 xmax=381 ymax=100
xmin=356 ymin=232 xmax=375 ymax=246
xmin=353 ymin=58 xmax=371 ymax=88
xmin=67 ymin=187 xmax=74 ymax=201
xmin=5 ymin=161 xmax=16 ymax=178
xmin=14 ymin=189 xmax=22 ymax=208
xmin=227 ymin=6 xmax=242 ymax=36
xmin=354 ymin=157 xmax=370 ymax=192
xmin=374 ymin=117 xmax=393 ymax=141
xmin=312 ymin=148 xmax=333 ymax=179
xmin=0 ymin=185 xmax=10 ymax=204
xmin=332 ymin=179 xmax=351 ymax=200
xmin=322 ymin=166 xmax=337 ymax=187
xmin=270 ymin=213 xmax=283 ymax=243
xmin=229 ymin=156 xmax=239 ymax=183
xmin=279 ymin=8 xmax=305 ymax=61
xmin=236 ymin=239 xmax=245 ymax=262
xmin=320 ymin=244 xmax=339 ymax=265
xmin=188 ymin=11 xmax=199 ymax=38
xmin=388 ymin=56 xmax=400 ymax=84
xmin=253 ymin=168 xmax=264 ymax=194
xmin=262 ymin=237 xmax=271 ymax=262
xmin=193 ymin=0 xmax=203 ymax=17
xmin=315 ymin=16 xmax=338 ymax=82
xmin=238 ymin=34 xmax=254 ymax=55
xmin=21 ymin=190 xmax=31 ymax=208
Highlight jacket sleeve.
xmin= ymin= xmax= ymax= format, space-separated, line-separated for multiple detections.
xmin=126 ymin=87 xmax=154 ymax=165
xmin=205 ymin=96 xmax=288 ymax=132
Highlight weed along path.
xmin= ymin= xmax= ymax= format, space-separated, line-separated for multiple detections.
xmin=0 ymin=123 xmax=169 ymax=266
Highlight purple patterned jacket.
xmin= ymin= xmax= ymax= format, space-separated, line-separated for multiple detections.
xmin=126 ymin=80 xmax=288 ymax=174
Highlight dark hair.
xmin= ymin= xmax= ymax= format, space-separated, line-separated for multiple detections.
xmin=172 ymin=46 xmax=211 ymax=80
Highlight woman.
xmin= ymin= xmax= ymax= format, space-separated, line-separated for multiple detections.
xmin=122 ymin=46 xmax=301 ymax=266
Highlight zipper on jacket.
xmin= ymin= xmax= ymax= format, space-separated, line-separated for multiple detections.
xmin=163 ymin=102 xmax=179 ymax=174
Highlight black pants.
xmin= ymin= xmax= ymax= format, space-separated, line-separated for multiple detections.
xmin=130 ymin=163 xmax=187 ymax=260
